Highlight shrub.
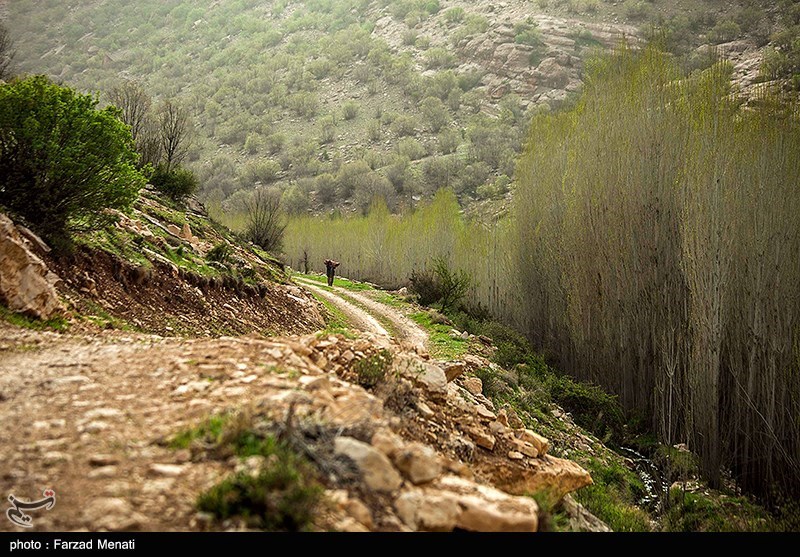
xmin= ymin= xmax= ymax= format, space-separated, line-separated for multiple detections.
xmin=243 ymin=187 xmax=286 ymax=252
xmin=341 ymin=101 xmax=359 ymax=120
xmin=354 ymin=349 xmax=394 ymax=388
xmin=0 ymin=76 xmax=145 ymax=240
xmin=150 ymin=164 xmax=199 ymax=201
xmin=395 ymin=137 xmax=426 ymax=160
xmin=409 ymin=258 xmax=471 ymax=312
xmin=197 ymin=436 xmax=323 ymax=531
xmin=206 ymin=243 xmax=232 ymax=264
xmin=707 ymin=20 xmax=741 ymax=44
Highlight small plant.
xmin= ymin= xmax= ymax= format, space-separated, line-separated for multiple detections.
xmin=341 ymin=101 xmax=359 ymax=121
xmin=354 ymin=349 xmax=394 ymax=388
xmin=197 ymin=437 xmax=323 ymax=531
xmin=206 ymin=243 xmax=232 ymax=264
xmin=150 ymin=164 xmax=199 ymax=201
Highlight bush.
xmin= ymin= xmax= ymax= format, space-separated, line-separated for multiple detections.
xmin=707 ymin=20 xmax=741 ymax=44
xmin=341 ymin=101 xmax=359 ymax=120
xmin=150 ymin=164 xmax=199 ymax=201
xmin=409 ymin=258 xmax=471 ymax=312
xmin=0 ymin=76 xmax=145 ymax=240
xmin=243 ymin=187 xmax=286 ymax=252
xmin=206 ymin=243 xmax=232 ymax=264
xmin=354 ymin=349 xmax=394 ymax=388
xmin=197 ymin=437 xmax=323 ymax=531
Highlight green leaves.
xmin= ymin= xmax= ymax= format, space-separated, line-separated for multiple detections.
xmin=0 ymin=76 xmax=146 ymax=241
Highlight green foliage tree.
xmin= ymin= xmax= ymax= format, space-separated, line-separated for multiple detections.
xmin=150 ymin=164 xmax=199 ymax=201
xmin=0 ymin=76 xmax=145 ymax=240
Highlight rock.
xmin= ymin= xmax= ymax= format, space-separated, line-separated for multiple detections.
xmin=416 ymin=400 xmax=435 ymax=419
xmin=89 ymin=454 xmax=119 ymax=467
xmin=83 ymin=407 xmax=123 ymax=420
xmin=334 ymin=436 xmax=403 ymax=493
xmin=16 ymin=225 xmax=50 ymax=254
xmin=496 ymin=409 xmax=509 ymax=427
xmin=467 ymin=427 xmax=496 ymax=451
xmin=394 ymin=356 xmax=447 ymax=397
xmin=475 ymin=404 xmax=496 ymax=421
xmin=505 ymin=407 xmax=525 ymax=429
xmin=535 ymin=57 xmax=569 ymax=89
xmin=510 ymin=438 xmax=538 ymax=458
xmin=507 ymin=451 xmax=524 ymax=461
xmin=181 ymin=223 xmax=193 ymax=240
xmin=167 ymin=223 xmax=181 ymax=237
xmin=517 ymin=429 xmax=549 ymax=456
xmin=299 ymin=375 xmax=330 ymax=391
xmin=463 ymin=376 xmax=483 ymax=396
xmin=395 ymin=489 xmax=461 ymax=532
xmin=489 ymin=421 xmax=505 ymax=435
xmin=80 ymin=421 xmax=109 ymax=433
xmin=88 ymin=466 xmax=118 ymax=479
xmin=147 ymin=463 xmax=186 ymax=477
xmin=561 ymin=494 xmax=611 ymax=532
xmin=0 ymin=213 xmax=64 ymax=319
xmin=42 ymin=451 xmax=72 ymax=466
xmin=371 ymin=428 xmax=404 ymax=459
xmin=344 ymin=499 xmax=373 ymax=529
xmin=397 ymin=476 xmax=539 ymax=532
xmin=463 ymin=354 xmax=487 ymax=370
xmin=393 ymin=442 xmax=443 ymax=485
xmin=442 ymin=362 xmax=465 ymax=382
xmin=334 ymin=517 xmax=370 ymax=532
xmin=82 ymin=498 xmax=146 ymax=531
xmin=488 ymin=457 xmax=592 ymax=500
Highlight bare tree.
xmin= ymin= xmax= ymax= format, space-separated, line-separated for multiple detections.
xmin=108 ymin=81 xmax=151 ymax=142
xmin=108 ymin=81 xmax=161 ymax=168
xmin=0 ymin=23 xmax=15 ymax=81
xmin=244 ymin=187 xmax=287 ymax=253
xmin=158 ymin=100 xmax=191 ymax=172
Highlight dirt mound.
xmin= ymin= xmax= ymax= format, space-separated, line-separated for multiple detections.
xmin=47 ymin=246 xmax=323 ymax=337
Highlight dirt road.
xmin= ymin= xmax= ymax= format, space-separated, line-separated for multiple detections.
xmin=293 ymin=277 xmax=428 ymax=352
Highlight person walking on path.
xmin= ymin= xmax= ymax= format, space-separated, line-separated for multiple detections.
xmin=324 ymin=259 xmax=340 ymax=287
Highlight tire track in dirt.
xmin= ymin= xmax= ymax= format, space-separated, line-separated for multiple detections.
xmin=295 ymin=279 xmax=391 ymax=345
xmin=295 ymin=277 xmax=428 ymax=352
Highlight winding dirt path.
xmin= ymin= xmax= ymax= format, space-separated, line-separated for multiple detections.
xmin=294 ymin=277 xmax=428 ymax=352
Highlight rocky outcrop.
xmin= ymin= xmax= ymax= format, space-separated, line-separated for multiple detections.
xmin=0 ymin=213 xmax=63 ymax=319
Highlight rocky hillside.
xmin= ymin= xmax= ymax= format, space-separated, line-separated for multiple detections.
xmin=1 ymin=189 xmax=323 ymax=337
xmin=6 ymin=0 xmax=783 ymax=221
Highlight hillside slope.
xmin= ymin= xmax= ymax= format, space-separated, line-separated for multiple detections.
xmin=7 ymin=0 xmax=783 ymax=220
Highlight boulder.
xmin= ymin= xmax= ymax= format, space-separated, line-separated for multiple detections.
xmin=394 ymin=356 xmax=447 ymax=397
xmin=393 ymin=442 xmax=443 ymax=485
xmin=517 ymin=429 xmax=550 ymax=456
xmin=396 ymin=475 xmax=539 ymax=532
xmin=442 ymin=362 xmax=465 ymax=382
xmin=334 ymin=436 xmax=403 ymax=493
xmin=485 ymin=457 xmax=592 ymax=500
xmin=0 ymin=213 xmax=63 ymax=319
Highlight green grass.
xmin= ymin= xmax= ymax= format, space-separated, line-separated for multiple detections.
xmin=574 ymin=458 xmax=652 ymax=532
xmin=308 ymin=292 xmax=356 ymax=338
xmin=373 ymin=292 xmax=404 ymax=308
xmin=410 ymin=311 xmax=468 ymax=359
xmin=663 ymin=488 xmax=776 ymax=532
xmin=295 ymin=273 xmax=374 ymax=291
xmin=170 ymin=413 xmax=232 ymax=449
xmin=0 ymin=304 xmax=69 ymax=332
xmin=173 ymin=410 xmax=324 ymax=531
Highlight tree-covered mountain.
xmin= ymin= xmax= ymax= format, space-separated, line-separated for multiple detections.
xmin=7 ymin=0 xmax=797 ymax=222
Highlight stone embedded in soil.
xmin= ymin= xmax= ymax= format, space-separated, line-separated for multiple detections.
xmin=83 ymin=407 xmax=124 ymax=420
xmin=507 ymin=451 xmax=524 ymax=461
xmin=463 ymin=376 xmax=483 ymax=396
xmin=467 ymin=427 xmax=496 ymax=451
xmin=82 ymin=497 xmax=147 ymax=531
xmin=334 ymin=436 xmax=403 ymax=493
xmin=147 ymin=463 xmax=186 ymax=477
xmin=345 ymin=499 xmax=374 ymax=529
xmin=393 ymin=442 xmax=443 ymax=485
xmin=89 ymin=454 xmax=119 ymax=467
xmin=88 ymin=465 xmax=118 ymax=479
xmin=517 ymin=429 xmax=549 ymax=457
xmin=371 ymin=428 xmax=405 ymax=459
